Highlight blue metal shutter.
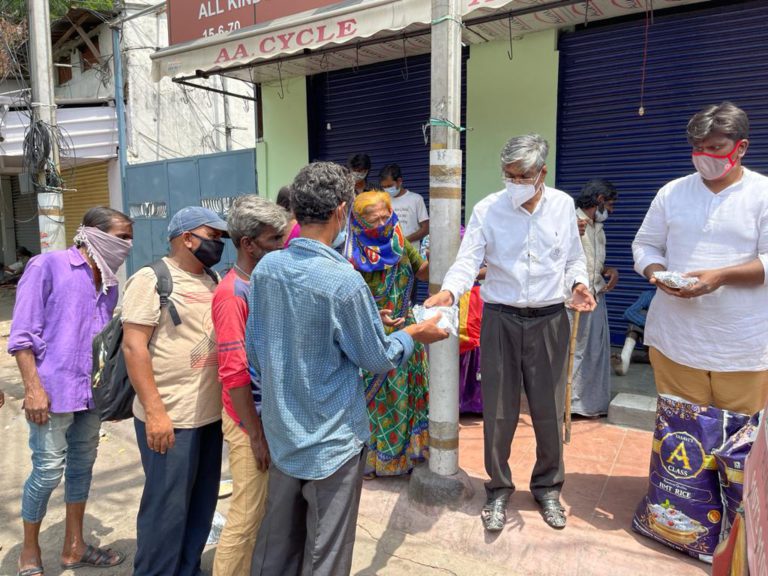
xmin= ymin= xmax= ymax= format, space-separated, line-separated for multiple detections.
xmin=556 ymin=0 xmax=768 ymax=345
xmin=308 ymin=51 xmax=468 ymax=303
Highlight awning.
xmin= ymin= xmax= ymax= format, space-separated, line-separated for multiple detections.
xmin=0 ymin=105 xmax=118 ymax=173
xmin=151 ymin=0 xmax=709 ymax=84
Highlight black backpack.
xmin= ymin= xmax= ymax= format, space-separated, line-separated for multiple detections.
xmin=91 ymin=260 xmax=218 ymax=422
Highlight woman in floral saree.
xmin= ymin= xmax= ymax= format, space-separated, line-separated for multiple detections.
xmin=346 ymin=191 xmax=430 ymax=478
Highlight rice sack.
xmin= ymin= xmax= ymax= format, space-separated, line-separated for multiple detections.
xmin=713 ymin=414 xmax=761 ymax=532
xmin=632 ymin=395 xmax=749 ymax=563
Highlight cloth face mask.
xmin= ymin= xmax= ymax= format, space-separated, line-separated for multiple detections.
xmin=692 ymin=140 xmax=744 ymax=180
xmin=190 ymin=233 xmax=225 ymax=267
xmin=73 ymin=225 xmax=133 ymax=293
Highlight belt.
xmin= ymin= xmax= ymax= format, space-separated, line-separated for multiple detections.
xmin=485 ymin=302 xmax=565 ymax=318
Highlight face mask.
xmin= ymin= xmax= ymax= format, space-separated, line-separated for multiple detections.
xmin=504 ymin=170 xmax=542 ymax=208
xmin=352 ymin=171 xmax=368 ymax=183
xmin=692 ymin=140 xmax=744 ymax=181
xmin=595 ymin=208 xmax=609 ymax=223
xmin=190 ymin=232 xmax=225 ymax=267
xmin=332 ymin=209 xmax=348 ymax=250
xmin=383 ymin=185 xmax=399 ymax=198
xmin=73 ymin=225 xmax=133 ymax=294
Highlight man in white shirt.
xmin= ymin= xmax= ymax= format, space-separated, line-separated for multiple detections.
xmin=426 ymin=133 xmax=595 ymax=532
xmin=379 ymin=164 xmax=429 ymax=251
xmin=633 ymin=102 xmax=768 ymax=416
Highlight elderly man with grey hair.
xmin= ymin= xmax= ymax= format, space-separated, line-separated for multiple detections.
xmin=212 ymin=196 xmax=288 ymax=576
xmin=246 ymin=162 xmax=449 ymax=576
xmin=633 ymin=102 xmax=768 ymax=416
xmin=426 ymin=133 xmax=595 ymax=532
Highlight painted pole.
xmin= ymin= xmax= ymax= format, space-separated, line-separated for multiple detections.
xmin=428 ymin=0 xmax=463 ymax=476
xmin=112 ymin=26 xmax=128 ymax=187
xmin=28 ymin=0 xmax=66 ymax=252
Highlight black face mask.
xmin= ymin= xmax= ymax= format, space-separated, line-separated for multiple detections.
xmin=190 ymin=232 xmax=225 ymax=268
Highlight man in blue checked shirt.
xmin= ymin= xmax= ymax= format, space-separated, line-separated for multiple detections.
xmin=246 ymin=161 xmax=448 ymax=576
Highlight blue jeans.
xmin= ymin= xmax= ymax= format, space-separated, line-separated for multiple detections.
xmin=22 ymin=410 xmax=101 ymax=523
xmin=134 ymin=418 xmax=223 ymax=576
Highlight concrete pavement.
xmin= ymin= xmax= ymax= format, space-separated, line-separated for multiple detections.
xmin=0 ymin=283 xmax=708 ymax=576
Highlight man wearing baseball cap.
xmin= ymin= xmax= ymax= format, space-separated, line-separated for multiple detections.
xmin=122 ymin=206 xmax=228 ymax=576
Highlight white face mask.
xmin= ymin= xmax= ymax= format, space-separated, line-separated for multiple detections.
xmin=504 ymin=170 xmax=542 ymax=208
xmin=595 ymin=208 xmax=609 ymax=223
xmin=352 ymin=171 xmax=368 ymax=183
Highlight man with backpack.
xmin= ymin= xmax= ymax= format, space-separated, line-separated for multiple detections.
xmin=9 ymin=206 xmax=133 ymax=576
xmin=122 ymin=206 xmax=228 ymax=576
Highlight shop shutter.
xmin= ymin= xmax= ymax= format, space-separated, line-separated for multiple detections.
xmin=556 ymin=0 xmax=768 ymax=344
xmin=11 ymin=176 xmax=40 ymax=255
xmin=308 ymin=51 xmax=468 ymax=303
xmin=63 ymin=162 xmax=110 ymax=244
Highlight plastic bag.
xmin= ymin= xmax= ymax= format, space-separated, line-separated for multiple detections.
xmin=412 ymin=305 xmax=459 ymax=338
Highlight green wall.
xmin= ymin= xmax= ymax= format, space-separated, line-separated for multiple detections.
xmin=465 ymin=29 xmax=560 ymax=219
xmin=257 ymin=76 xmax=309 ymax=200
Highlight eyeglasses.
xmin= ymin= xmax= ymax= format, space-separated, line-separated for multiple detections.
xmin=502 ymin=174 xmax=539 ymax=185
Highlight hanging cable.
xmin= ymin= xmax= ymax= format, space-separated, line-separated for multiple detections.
xmin=638 ymin=0 xmax=652 ymax=116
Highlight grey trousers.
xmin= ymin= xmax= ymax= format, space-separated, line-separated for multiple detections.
xmin=480 ymin=304 xmax=569 ymax=501
xmin=250 ymin=449 xmax=365 ymax=576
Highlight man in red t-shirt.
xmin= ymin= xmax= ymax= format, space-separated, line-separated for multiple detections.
xmin=211 ymin=196 xmax=288 ymax=576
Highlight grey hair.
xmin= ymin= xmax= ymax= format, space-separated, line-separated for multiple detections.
xmin=686 ymin=102 xmax=749 ymax=145
xmin=291 ymin=162 xmax=354 ymax=225
xmin=500 ymin=133 xmax=549 ymax=171
xmin=227 ymin=195 xmax=289 ymax=247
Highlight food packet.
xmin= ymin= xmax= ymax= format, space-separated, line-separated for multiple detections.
xmin=412 ymin=305 xmax=459 ymax=338
xmin=653 ymin=271 xmax=699 ymax=289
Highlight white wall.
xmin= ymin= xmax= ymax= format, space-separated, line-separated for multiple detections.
xmin=53 ymin=25 xmax=116 ymax=101
xmin=122 ymin=9 xmax=258 ymax=164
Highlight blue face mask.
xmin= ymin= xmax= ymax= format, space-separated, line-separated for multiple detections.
xmin=332 ymin=208 xmax=348 ymax=250
xmin=383 ymin=185 xmax=399 ymax=198
xmin=332 ymin=229 xmax=347 ymax=250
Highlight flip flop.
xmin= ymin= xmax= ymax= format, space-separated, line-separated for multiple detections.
xmin=17 ymin=568 xmax=44 ymax=576
xmin=60 ymin=544 xmax=125 ymax=569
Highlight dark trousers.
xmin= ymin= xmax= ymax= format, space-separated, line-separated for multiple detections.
xmin=480 ymin=304 xmax=569 ymax=501
xmin=251 ymin=449 xmax=365 ymax=576
xmin=133 ymin=419 xmax=223 ymax=576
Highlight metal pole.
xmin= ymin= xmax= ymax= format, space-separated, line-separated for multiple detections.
xmin=222 ymin=77 xmax=233 ymax=151
xmin=112 ymin=27 xmax=128 ymax=187
xmin=428 ymin=0 xmax=463 ymax=477
xmin=28 ymin=0 xmax=66 ymax=252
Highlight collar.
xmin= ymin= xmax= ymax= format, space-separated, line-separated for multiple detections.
xmin=67 ymin=245 xmax=89 ymax=267
xmin=576 ymin=207 xmax=596 ymax=227
xmin=290 ymin=237 xmax=348 ymax=263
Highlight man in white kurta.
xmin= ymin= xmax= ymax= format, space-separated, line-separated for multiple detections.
xmin=632 ymin=102 xmax=768 ymax=416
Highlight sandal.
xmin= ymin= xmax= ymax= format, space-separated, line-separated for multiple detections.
xmin=538 ymin=498 xmax=567 ymax=529
xmin=480 ymin=496 xmax=508 ymax=532
xmin=61 ymin=544 xmax=125 ymax=569
xmin=17 ymin=568 xmax=44 ymax=576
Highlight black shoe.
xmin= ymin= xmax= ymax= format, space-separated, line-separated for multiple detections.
xmin=481 ymin=495 xmax=508 ymax=532
xmin=537 ymin=497 xmax=566 ymax=529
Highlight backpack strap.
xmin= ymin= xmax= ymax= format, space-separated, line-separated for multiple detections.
xmin=203 ymin=267 xmax=220 ymax=285
xmin=147 ymin=260 xmax=182 ymax=327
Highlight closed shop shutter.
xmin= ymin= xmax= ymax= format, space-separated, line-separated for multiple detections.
xmin=11 ymin=176 xmax=40 ymax=254
xmin=63 ymin=162 xmax=110 ymax=244
xmin=556 ymin=0 xmax=768 ymax=344
xmin=308 ymin=51 xmax=468 ymax=303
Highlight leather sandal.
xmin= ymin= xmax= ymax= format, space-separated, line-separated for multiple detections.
xmin=538 ymin=498 xmax=567 ymax=529
xmin=481 ymin=496 xmax=508 ymax=532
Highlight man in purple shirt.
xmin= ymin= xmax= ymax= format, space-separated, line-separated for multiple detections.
xmin=9 ymin=207 xmax=133 ymax=576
